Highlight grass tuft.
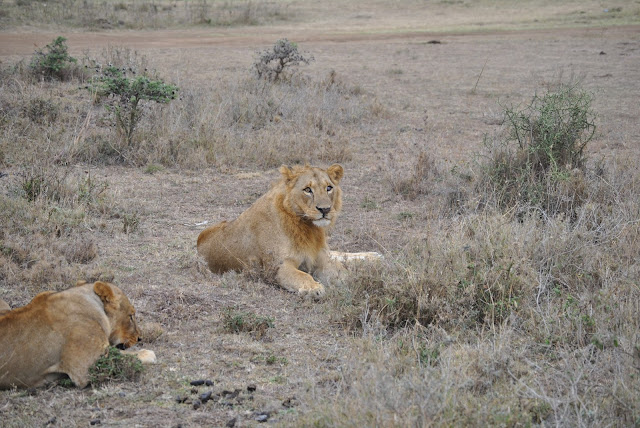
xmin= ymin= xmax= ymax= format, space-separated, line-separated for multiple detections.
xmin=89 ymin=346 xmax=144 ymax=385
xmin=221 ymin=306 xmax=274 ymax=339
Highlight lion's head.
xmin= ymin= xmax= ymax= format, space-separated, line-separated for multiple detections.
xmin=92 ymin=281 xmax=140 ymax=349
xmin=280 ymin=163 xmax=343 ymax=228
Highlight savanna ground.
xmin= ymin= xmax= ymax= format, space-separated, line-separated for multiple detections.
xmin=1 ymin=0 xmax=640 ymax=426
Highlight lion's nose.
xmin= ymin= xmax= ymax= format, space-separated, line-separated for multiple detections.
xmin=317 ymin=206 xmax=331 ymax=216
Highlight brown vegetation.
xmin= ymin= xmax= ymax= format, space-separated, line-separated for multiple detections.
xmin=1 ymin=0 xmax=639 ymax=426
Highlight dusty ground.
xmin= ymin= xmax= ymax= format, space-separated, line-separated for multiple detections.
xmin=1 ymin=1 xmax=640 ymax=426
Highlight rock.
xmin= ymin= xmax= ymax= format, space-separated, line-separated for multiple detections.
xmin=199 ymin=391 xmax=213 ymax=403
xmin=221 ymin=389 xmax=240 ymax=399
xmin=190 ymin=380 xmax=205 ymax=386
xmin=247 ymin=384 xmax=257 ymax=392
xmin=282 ymin=397 xmax=298 ymax=408
xmin=90 ymin=420 xmax=101 ymax=426
xmin=192 ymin=399 xmax=202 ymax=410
xmin=226 ymin=417 xmax=237 ymax=427
xmin=255 ymin=413 xmax=269 ymax=422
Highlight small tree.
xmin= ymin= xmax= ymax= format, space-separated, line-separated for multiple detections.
xmin=254 ymin=39 xmax=314 ymax=81
xmin=30 ymin=36 xmax=77 ymax=81
xmin=90 ymin=65 xmax=178 ymax=146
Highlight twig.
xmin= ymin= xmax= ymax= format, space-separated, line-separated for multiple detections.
xmin=472 ymin=58 xmax=488 ymax=94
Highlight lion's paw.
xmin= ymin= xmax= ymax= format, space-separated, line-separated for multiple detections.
xmin=298 ymin=282 xmax=325 ymax=298
xmin=123 ymin=349 xmax=157 ymax=364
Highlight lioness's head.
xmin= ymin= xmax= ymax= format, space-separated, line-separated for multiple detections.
xmin=280 ymin=164 xmax=343 ymax=228
xmin=92 ymin=281 xmax=141 ymax=349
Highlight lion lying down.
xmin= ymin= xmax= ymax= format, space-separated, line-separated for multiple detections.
xmin=0 ymin=281 xmax=155 ymax=389
xmin=197 ymin=164 xmax=381 ymax=296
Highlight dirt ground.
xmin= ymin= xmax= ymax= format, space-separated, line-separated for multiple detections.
xmin=1 ymin=2 xmax=640 ymax=426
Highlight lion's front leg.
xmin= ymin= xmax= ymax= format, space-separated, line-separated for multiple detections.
xmin=313 ymin=249 xmax=346 ymax=287
xmin=276 ymin=259 xmax=325 ymax=297
xmin=58 ymin=332 xmax=109 ymax=388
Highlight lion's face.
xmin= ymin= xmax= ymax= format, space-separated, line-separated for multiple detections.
xmin=93 ymin=282 xmax=141 ymax=350
xmin=281 ymin=164 xmax=343 ymax=228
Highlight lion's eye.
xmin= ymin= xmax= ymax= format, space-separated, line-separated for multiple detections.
xmin=327 ymin=185 xmax=333 ymax=192
xmin=303 ymin=187 xmax=312 ymax=194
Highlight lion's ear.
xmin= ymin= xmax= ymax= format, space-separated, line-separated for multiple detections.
xmin=93 ymin=281 xmax=115 ymax=306
xmin=279 ymin=165 xmax=294 ymax=183
xmin=327 ymin=164 xmax=344 ymax=183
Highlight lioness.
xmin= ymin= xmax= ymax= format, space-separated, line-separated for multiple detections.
xmin=0 ymin=281 xmax=143 ymax=389
xmin=198 ymin=164 xmax=352 ymax=296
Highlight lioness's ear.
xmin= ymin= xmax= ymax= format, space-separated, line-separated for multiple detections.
xmin=327 ymin=164 xmax=344 ymax=183
xmin=93 ymin=281 xmax=115 ymax=305
xmin=279 ymin=165 xmax=294 ymax=183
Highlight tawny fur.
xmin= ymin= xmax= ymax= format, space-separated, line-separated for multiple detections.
xmin=197 ymin=164 xmax=346 ymax=296
xmin=0 ymin=281 xmax=141 ymax=389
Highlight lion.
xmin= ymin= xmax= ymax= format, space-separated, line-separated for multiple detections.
xmin=197 ymin=164 xmax=381 ymax=296
xmin=0 ymin=280 xmax=153 ymax=389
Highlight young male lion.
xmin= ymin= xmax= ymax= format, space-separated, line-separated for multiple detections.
xmin=0 ymin=281 xmax=145 ymax=389
xmin=197 ymin=164 xmax=351 ymax=296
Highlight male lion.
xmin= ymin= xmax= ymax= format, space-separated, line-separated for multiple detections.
xmin=197 ymin=164 xmax=373 ymax=296
xmin=0 ymin=281 xmax=148 ymax=389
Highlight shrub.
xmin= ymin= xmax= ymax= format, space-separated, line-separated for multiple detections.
xmin=29 ymin=36 xmax=77 ymax=81
xmin=19 ymin=164 xmax=69 ymax=203
xmin=90 ymin=64 xmax=178 ymax=147
xmin=23 ymin=97 xmax=59 ymax=124
xmin=254 ymin=39 xmax=314 ymax=81
xmin=89 ymin=346 xmax=144 ymax=385
xmin=221 ymin=306 xmax=274 ymax=339
xmin=478 ymin=83 xmax=596 ymax=218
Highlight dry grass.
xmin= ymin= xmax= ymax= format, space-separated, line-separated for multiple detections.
xmin=0 ymin=0 xmax=292 ymax=30
xmin=144 ymin=70 xmax=373 ymax=169
xmin=312 ymin=160 xmax=640 ymax=424
xmin=1 ymin=0 xmax=637 ymax=33
xmin=1 ymin=1 xmax=640 ymax=426
xmin=1 ymin=46 xmax=376 ymax=169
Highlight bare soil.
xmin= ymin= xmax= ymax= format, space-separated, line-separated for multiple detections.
xmin=1 ymin=4 xmax=639 ymax=426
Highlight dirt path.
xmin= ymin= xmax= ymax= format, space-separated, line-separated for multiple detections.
xmin=1 ymin=25 xmax=638 ymax=58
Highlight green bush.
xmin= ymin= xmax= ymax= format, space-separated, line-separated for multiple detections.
xmin=479 ymin=83 xmax=596 ymax=218
xmin=29 ymin=36 xmax=77 ymax=81
xmin=89 ymin=346 xmax=143 ymax=385
xmin=90 ymin=65 xmax=178 ymax=147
